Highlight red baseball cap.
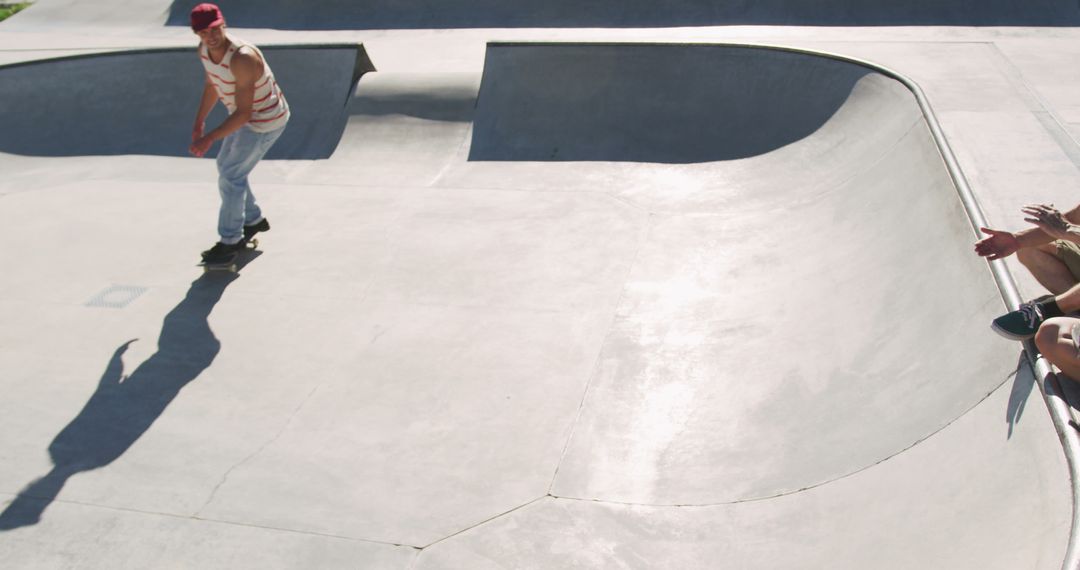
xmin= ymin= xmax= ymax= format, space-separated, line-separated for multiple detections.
xmin=190 ymin=3 xmax=225 ymax=31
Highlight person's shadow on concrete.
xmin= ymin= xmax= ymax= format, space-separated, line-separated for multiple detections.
xmin=0 ymin=268 xmax=245 ymax=530
xmin=1006 ymin=353 xmax=1035 ymax=440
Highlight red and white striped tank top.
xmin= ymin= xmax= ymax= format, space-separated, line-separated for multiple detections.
xmin=199 ymin=36 xmax=290 ymax=133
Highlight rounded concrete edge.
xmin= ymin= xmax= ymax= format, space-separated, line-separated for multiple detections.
xmin=0 ymin=41 xmax=376 ymax=71
xmin=483 ymin=39 xmax=1080 ymax=570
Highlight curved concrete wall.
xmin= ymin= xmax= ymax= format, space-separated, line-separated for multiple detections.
xmin=470 ymin=44 xmax=876 ymax=163
xmin=0 ymin=45 xmax=374 ymax=159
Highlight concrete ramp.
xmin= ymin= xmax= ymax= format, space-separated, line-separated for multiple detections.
xmin=395 ymin=44 xmax=1073 ymax=567
xmin=160 ymin=0 xmax=1080 ymax=29
xmin=0 ymin=36 xmax=1073 ymax=569
xmin=0 ymin=45 xmax=374 ymax=159
xmin=445 ymin=43 xmax=1032 ymax=502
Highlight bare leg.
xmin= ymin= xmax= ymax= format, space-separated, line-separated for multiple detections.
xmin=1035 ymin=317 xmax=1080 ymax=381
xmin=1017 ymin=243 xmax=1077 ymax=295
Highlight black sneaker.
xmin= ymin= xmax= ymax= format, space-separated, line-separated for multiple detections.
xmin=991 ymin=295 xmax=1056 ymax=340
xmin=244 ymin=218 xmax=270 ymax=241
xmin=201 ymin=241 xmax=242 ymax=264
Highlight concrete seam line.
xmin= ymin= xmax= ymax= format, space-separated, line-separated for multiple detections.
xmin=1 ymin=493 xmax=411 ymax=547
xmin=417 ymin=495 xmax=549 ymax=551
xmin=548 ymin=366 xmax=1013 ymax=509
xmin=546 ymin=212 xmax=656 ymax=495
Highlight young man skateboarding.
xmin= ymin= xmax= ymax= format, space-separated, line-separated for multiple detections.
xmin=188 ymin=3 xmax=289 ymax=265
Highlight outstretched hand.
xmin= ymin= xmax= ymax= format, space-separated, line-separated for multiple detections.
xmin=1022 ymin=203 xmax=1072 ymax=240
xmin=974 ymin=227 xmax=1020 ymax=260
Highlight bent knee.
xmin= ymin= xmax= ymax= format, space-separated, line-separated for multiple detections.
xmin=217 ymin=166 xmax=250 ymax=184
xmin=1017 ymin=243 xmax=1057 ymax=266
xmin=1017 ymin=247 xmax=1035 ymax=265
xmin=1036 ymin=317 xmax=1078 ymax=356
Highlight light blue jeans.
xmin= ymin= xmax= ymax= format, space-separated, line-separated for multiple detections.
xmin=216 ymin=125 xmax=285 ymax=244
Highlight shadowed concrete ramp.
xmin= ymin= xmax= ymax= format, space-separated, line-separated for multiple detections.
xmin=0 ymin=23 xmax=1073 ymax=570
xmin=470 ymin=44 xmax=874 ymax=163
xmin=0 ymin=45 xmax=374 ymax=159
xmin=160 ymin=0 xmax=1080 ymax=29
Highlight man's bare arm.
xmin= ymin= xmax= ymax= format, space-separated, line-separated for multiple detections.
xmin=1006 ymin=203 xmax=1080 ymax=248
xmin=192 ymin=75 xmax=218 ymax=143
xmin=976 ymin=203 xmax=1080 ymax=260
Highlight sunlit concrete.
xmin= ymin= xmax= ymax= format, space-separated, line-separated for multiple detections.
xmin=1 ymin=1 xmax=1079 ymax=568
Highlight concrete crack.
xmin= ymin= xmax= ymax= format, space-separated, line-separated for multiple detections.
xmin=194 ymin=383 xmax=323 ymax=518
xmin=547 ymin=213 xmax=656 ymax=496
xmin=418 ymin=495 xmax=549 ymax=552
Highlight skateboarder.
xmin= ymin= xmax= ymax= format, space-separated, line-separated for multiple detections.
xmin=976 ymin=202 xmax=1080 ymax=378
xmin=188 ymin=3 xmax=288 ymax=265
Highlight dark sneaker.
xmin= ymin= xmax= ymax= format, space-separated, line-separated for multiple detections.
xmin=201 ymin=241 xmax=242 ymax=264
xmin=244 ymin=218 xmax=270 ymax=241
xmin=991 ymin=295 xmax=1056 ymax=340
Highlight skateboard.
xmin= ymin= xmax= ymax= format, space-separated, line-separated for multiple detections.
xmin=199 ymin=238 xmax=259 ymax=273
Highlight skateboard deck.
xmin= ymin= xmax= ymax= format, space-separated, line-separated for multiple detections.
xmin=199 ymin=238 xmax=259 ymax=273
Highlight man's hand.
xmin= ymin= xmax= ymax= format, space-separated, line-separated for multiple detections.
xmin=1023 ymin=203 xmax=1073 ymax=240
xmin=975 ymin=227 xmax=1021 ymax=260
xmin=192 ymin=121 xmax=205 ymax=144
xmin=189 ymin=135 xmax=213 ymax=157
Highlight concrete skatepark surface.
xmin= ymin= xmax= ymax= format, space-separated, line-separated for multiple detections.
xmin=2 ymin=1 xmax=1080 ymax=568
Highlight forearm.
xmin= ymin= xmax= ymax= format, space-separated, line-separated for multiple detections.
xmin=1014 ymin=226 xmax=1056 ymax=249
xmin=1053 ymin=226 xmax=1080 ymax=246
xmin=194 ymin=81 xmax=218 ymax=124
xmin=1022 ymin=203 xmax=1080 ymax=247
